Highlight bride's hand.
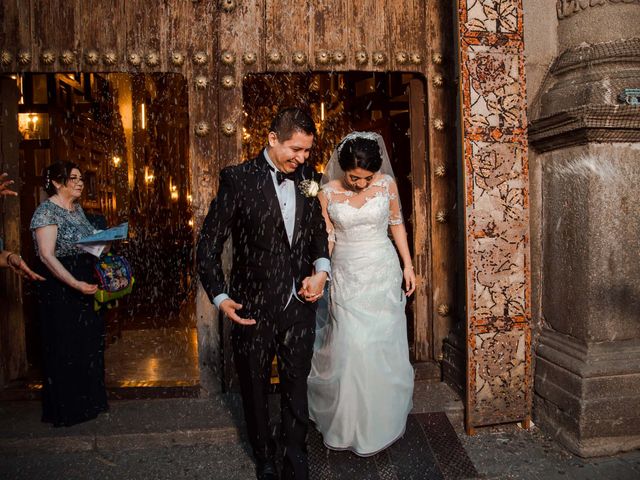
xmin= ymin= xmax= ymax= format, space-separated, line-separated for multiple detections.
xmin=403 ymin=266 xmax=416 ymax=297
xmin=299 ymin=272 xmax=328 ymax=303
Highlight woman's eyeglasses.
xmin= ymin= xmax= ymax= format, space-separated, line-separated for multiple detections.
xmin=67 ymin=176 xmax=84 ymax=184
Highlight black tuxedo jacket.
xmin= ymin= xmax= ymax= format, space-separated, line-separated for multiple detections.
xmin=196 ymin=151 xmax=329 ymax=315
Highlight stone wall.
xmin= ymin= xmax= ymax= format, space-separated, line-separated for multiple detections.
xmin=528 ymin=0 xmax=640 ymax=456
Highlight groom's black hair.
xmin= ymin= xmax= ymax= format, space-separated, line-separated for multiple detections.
xmin=338 ymin=137 xmax=383 ymax=173
xmin=269 ymin=107 xmax=317 ymax=141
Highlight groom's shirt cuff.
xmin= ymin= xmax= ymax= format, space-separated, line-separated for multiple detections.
xmin=213 ymin=293 xmax=230 ymax=309
xmin=314 ymin=258 xmax=331 ymax=279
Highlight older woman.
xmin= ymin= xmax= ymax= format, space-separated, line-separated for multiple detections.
xmin=31 ymin=161 xmax=108 ymax=427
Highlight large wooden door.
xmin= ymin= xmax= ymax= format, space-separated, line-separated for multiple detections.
xmin=216 ymin=1 xmax=457 ymax=389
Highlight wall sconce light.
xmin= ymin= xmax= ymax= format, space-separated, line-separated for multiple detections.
xmin=140 ymin=103 xmax=146 ymax=130
xmin=112 ymin=155 xmax=122 ymax=167
xmin=320 ymin=102 xmax=325 ymax=121
xmin=144 ymin=166 xmax=154 ymax=184
xmin=18 ymin=113 xmax=50 ymax=140
xmin=188 ymin=218 xmax=194 ymax=228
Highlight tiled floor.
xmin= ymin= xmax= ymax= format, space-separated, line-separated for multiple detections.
xmin=104 ymin=327 xmax=200 ymax=388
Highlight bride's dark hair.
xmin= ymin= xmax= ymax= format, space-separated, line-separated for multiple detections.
xmin=337 ymin=137 xmax=383 ymax=173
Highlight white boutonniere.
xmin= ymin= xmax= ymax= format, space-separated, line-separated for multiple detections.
xmin=299 ymin=179 xmax=320 ymax=198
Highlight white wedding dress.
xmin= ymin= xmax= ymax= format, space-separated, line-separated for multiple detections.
xmin=308 ymin=174 xmax=414 ymax=456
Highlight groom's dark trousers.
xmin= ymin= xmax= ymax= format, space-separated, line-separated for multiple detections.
xmin=233 ymin=300 xmax=315 ymax=480
xmin=196 ymin=152 xmax=328 ymax=480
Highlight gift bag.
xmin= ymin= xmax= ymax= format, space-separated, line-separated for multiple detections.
xmin=94 ymin=253 xmax=134 ymax=306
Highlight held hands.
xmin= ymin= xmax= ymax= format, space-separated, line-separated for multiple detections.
xmin=299 ymin=271 xmax=328 ymax=303
xmin=403 ymin=266 xmax=416 ymax=297
xmin=219 ymin=298 xmax=256 ymax=326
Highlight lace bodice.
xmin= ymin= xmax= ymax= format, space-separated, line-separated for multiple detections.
xmin=320 ymin=174 xmax=403 ymax=245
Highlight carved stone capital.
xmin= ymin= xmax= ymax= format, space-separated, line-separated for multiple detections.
xmin=556 ymin=0 xmax=637 ymax=20
xmin=530 ymin=38 xmax=640 ymax=151
xmin=530 ymin=105 xmax=640 ymax=152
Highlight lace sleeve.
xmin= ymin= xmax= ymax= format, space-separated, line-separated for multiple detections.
xmin=387 ymin=177 xmax=404 ymax=226
xmin=318 ymin=190 xmax=336 ymax=243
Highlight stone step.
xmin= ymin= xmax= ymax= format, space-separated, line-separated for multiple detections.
xmin=0 ymin=381 xmax=464 ymax=454
xmin=0 ymin=396 xmax=245 ymax=454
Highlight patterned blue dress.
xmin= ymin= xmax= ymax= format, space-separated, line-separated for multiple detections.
xmin=30 ymin=199 xmax=108 ymax=427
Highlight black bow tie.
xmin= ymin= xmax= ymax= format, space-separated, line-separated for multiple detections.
xmin=271 ymin=168 xmax=296 ymax=185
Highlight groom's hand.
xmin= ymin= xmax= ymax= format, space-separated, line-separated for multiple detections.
xmin=219 ymin=299 xmax=256 ymax=325
xmin=299 ymin=272 xmax=328 ymax=303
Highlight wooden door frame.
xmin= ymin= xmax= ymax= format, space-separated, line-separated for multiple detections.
xmin=216 ymin=2 xmax=457 ymax=373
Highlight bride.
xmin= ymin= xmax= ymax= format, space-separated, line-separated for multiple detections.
xmin=307 ymin=131 xmax=416 ymax=456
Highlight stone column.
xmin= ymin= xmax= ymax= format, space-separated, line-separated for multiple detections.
xmin=529 ymin=1 xmax=640 ymax=457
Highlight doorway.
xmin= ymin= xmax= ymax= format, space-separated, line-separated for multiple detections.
xmin=230 ymin=71 xmax=432 ymax=387
xmin=9 ymin=72 xmax=198 ymax=395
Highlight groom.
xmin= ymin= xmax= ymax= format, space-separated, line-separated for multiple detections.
xmin=197 ymin=107 xmax=329 ymax=480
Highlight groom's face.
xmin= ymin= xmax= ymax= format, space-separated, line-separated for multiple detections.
xmin=268 ymin=131 xmax=314 ymax=174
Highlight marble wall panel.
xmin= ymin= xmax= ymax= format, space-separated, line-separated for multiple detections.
xmin=458 ymin=0 xmax=532 ymax=429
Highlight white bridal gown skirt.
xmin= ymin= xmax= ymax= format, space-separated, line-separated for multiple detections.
xmin=308 ymin=238 xmax=414 ymax=456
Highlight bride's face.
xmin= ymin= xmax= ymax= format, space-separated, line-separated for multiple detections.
xmin=343 ymin=167 xmax=376 ymax=192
